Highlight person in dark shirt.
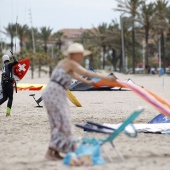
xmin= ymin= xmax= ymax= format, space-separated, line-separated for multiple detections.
xmin=0 ymin=55 xmax=18 ymax=116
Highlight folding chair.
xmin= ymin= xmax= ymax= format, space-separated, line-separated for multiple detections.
xmin=75 ymin=107 xmax=144 ymax=161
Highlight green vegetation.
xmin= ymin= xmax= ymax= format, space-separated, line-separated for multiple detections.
xmin=1 ymin=0 xmax=170 ymax=77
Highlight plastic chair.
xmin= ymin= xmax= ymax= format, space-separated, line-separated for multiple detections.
xmin=75 ymin=107 xmax=144 ymax=161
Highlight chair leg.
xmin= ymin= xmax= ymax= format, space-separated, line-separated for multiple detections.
xmin=110 ymin=141 xmax=125 ymax=161
xmin=102 ymin=145 xmax=113 ymax=162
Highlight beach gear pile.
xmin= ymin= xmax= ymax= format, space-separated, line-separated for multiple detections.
xmin=64 ymin=141 xmax=105 ymax=166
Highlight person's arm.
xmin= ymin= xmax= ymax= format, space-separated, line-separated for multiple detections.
xmin=71 ymin=61 xmax=116 ymax=82
xmin=73 ymin=73 xmax=93 ymax=85
xmin=8 ymin=56 xmax=18 ymax=69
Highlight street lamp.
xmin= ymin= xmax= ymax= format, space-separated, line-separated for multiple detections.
xmin=29 ymin=9 xmax=36 ymax=53
xmin=158 ymin=37 xmax=161 ymax=74
xmin=142 ymin=40 xmax=145 ymax=73
xmin=120 ymin=13 xmax=125 ymax=73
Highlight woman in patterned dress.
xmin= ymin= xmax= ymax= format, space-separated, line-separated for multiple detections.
xmin=43 ymin=43 xmax=116 ymax=160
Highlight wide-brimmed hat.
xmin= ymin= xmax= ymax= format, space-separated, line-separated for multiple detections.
xmin=63 ymin=43 xmax=91 ymax=56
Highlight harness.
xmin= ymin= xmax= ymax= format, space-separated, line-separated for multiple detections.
xmin=1 ymin=64 xmax=14 ymax=84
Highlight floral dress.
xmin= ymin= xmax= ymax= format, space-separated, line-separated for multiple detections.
xmin=42 ymin=66 xmax=75 ymax=153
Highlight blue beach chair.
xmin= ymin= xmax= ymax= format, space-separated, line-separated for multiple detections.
xmin=75 ymin=107 xmax=144 ymax=161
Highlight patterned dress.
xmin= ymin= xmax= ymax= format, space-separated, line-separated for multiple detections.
xmin=42 ymin=67 xmax=75 ymax=153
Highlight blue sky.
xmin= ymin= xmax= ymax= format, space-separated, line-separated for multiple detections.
xmin=0 ymin=0 xmax=158 ymax=42
xmin=0 ymin=0 xmax=121 ymax=33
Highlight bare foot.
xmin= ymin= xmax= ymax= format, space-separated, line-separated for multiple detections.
xmin=54 ymin=151 xmax=63 ymax=159
xmin=45 ymin=148 xmax=63 ymax=161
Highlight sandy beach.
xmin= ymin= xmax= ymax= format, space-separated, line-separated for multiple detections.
xmin=0 ymin=70 xmax=170 ymax=170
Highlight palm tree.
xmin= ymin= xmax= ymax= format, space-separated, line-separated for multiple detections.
xmin=39 ymin=26 xmax=53 ymax=53
xmin=33 ymin=52 xmax=50 ymax=78
xmin=121 ymin=16 xmax=136 ymax=71
xmin=4 ymin=23 xmax=16 ymax=51
xmin=115 ymin=0 xmax=145 ymax=73
xmin=107 ymin=17 xmax=137 ymax=71
xmin=53 ymin=31 xmax=66 ymax=50
xmin=106 ymin=21 xmax=122 ymax=71
xmin=138 ymin=2 xmax=156 ymax=65
xmin=87 ymin=46 xmax=100 ymax=68
xmin=165 ymin=6 xmax=170 ymax=31
xmin=26 ymin=27 xmax=39 ymax=52
xmin=17 ymin=24 xmax=29 ymax=52
xmin=165 ymin=5 xmax=170 ymax=37
xmin=90 ymin=23 xmax=110 ymax=69
xmin=153 ymin=0 xmax=169 ymax=69
xmin=163 ymin=5 xmax=170 ymax=65
xmin=75 ymin=31 xmax=99 ymax=68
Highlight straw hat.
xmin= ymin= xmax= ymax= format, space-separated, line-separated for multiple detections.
xmin=63 ymin=43 xmax=91 ymax=56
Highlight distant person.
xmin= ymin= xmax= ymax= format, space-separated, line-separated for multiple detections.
xmin=145 ymin=64 xmax=151 ymax=74
xmin=151 ymin=68 xmax=156 ymax=75
xmin=43 ymin=43 xmax=116 ymax=160
xmin=0 ymin=55 xmax=18 ymax=116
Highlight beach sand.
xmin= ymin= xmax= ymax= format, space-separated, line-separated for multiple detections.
xmin=0 ymin=70 xmax=170 ymax=170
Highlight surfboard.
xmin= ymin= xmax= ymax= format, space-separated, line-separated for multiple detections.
xmin=0 ymin=58 xmax=30 ymax=99
xmin=67 ymin=90 xmax=82 ymax=107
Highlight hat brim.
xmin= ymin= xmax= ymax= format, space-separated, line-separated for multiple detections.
xmin=63 ymin=50 xmax=91 ymax=57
